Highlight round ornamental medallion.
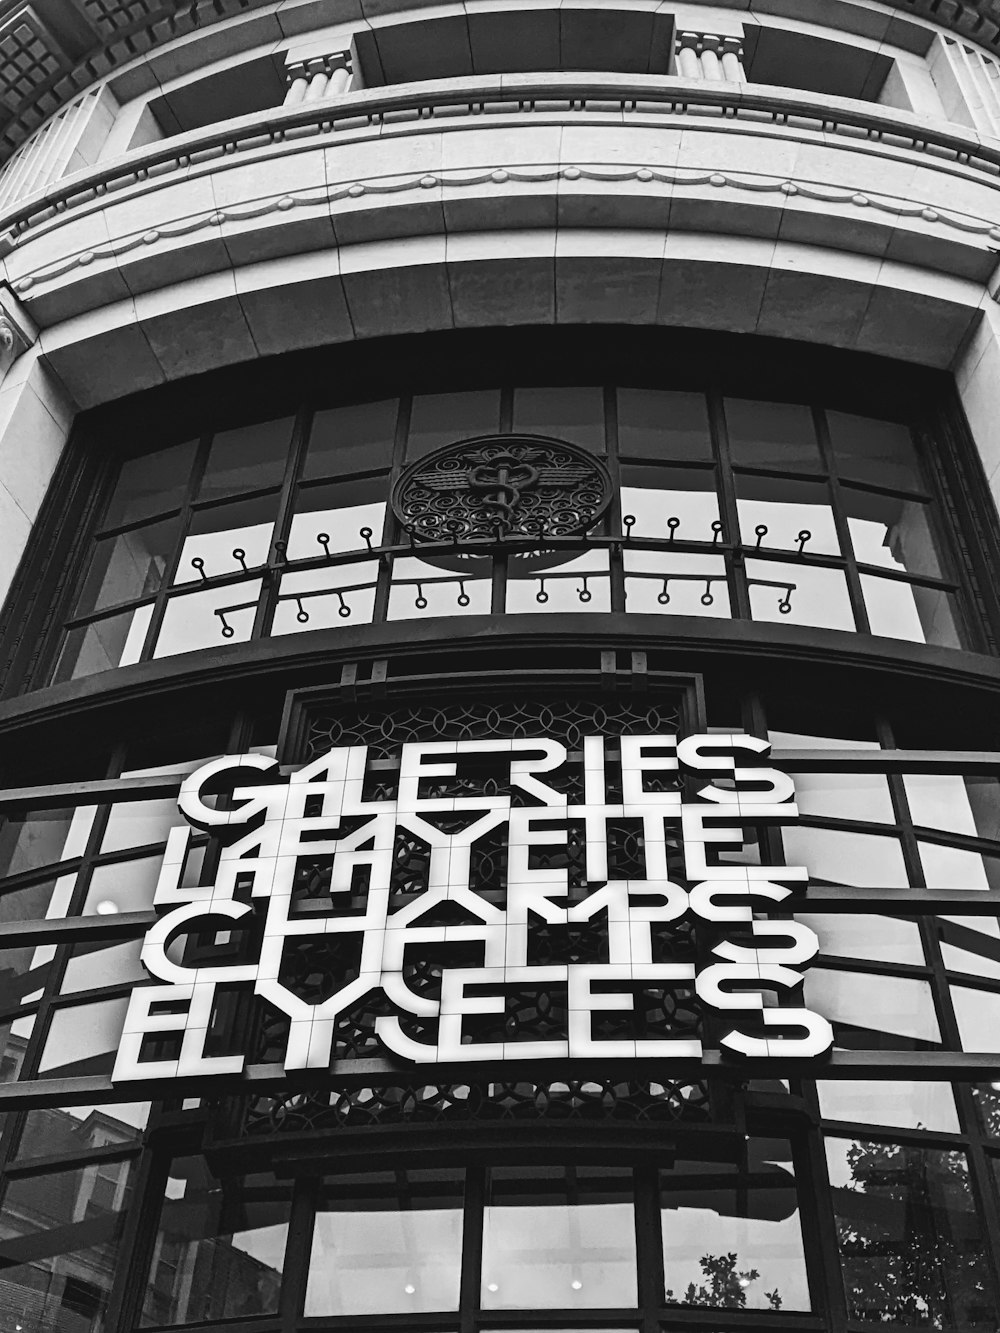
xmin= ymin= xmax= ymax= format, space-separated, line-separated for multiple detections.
xmin=391 ymin=434 xmax=613 ymax=542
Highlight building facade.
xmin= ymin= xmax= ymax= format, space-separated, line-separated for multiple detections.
xmin=4 ymin=0 xmax=1000 ymax=1330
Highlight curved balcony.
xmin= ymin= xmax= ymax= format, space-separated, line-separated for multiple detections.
xmin=0 ymin=73 xmax=997 ymax=407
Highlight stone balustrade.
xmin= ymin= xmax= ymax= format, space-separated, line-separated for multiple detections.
xmin=283 ymin=53 xmax=354 ymax=106
xmin=675 ymin=33 xmax=746 ymax=84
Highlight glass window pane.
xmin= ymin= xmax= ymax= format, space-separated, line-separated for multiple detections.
xmin=620 ymin=466 xmax=719 ymax=542
xmin=788 ymin=772 xmax=895 ymax=824
xmin=505 ymin=550 xmax=611 ymax=614
xmin=805 ymin=970 xmax=940 ymax=1048
xmin=305 ymin=1170 xmax=463 ymax=1316
xmin=388 ymin=556 xmax=491 ymax=620
xmin=482 ymin=1166 xmax=636 ymax=1309
xmin=861 ymin=574 xmax=965 ymax=649
xmin=746 ymin=560 xmax=855 ymax=633
xmin=624 ymin=551 xmax=730 ymax=618
xmin=768 ymin=727 xmax=880 ymax=751
xmin=781 ymin=827 xmax=909 ymax=888
xmin=661 ymin=1140 xmax=809 ymax=1312
xmin=407 ymin=391 xmax=501 ymax=459
xmin=0 ymin=1159 xmax=134 ymax=1333
xmin=817 ymin=1080 xmax=959 ymax=1131
xmin=0 ymin=942 xmax=55 ymax=1009
xmin=174 ymin=496 xmax=277 ymax=586
xmin=827 ymin=1137 xmax=993 ymax=1326
xmin=18 ymin=1101 xmax=150 ymax=1158
xmin=737 ymin=476 xmax=840 ymax=556
xmin=919 ymin=842 xmax=1000 ymax=890
xmin=305 ymin=400 xmax=397 ymax=478
xmin=512 ymin=388 xmax=605 ymax=452
xmin=905 ymin=775 xmax=1000 ymax=841
xmin=725 ymin=400 xmax=821 ymax=472
xmin=52 ymin=606 xmax=153 ymax=682
xmin=101 ymin=441 xmax=197 ymax=530
xmin=972 ymin=1084 xmax=1000 ymax=1136
xmin=287 ymin=478 xmax=386 ymax=559
xmin=142 ymin=1161 xmax=288 ymax=1326
xmin=617 ymin=389 xmax=712 ymax=461
xmin=75 ymin=518 xmax=180 ymax=617
xmin=798 ymin=913 xmax=923 ymax=966
xmin=62 ymin=938 xmax=146 ymax=994
xmin=83 ymin=855 xmax=170 ymax=916
xmin=846 ymin=491 xmax=943 ymax=579
xmin=951 ymin=985 xmax=1000 ymax=1051
xmin=827 ymin=412 xmax=923 ymax=492
xmin=197 ymin=418 xmax=292 ymax=500
xmin=0 ymin=876 xmax=77 ymax=929
xmin=154 ymin=580 xmax=262 ymax=659
xmin=0 ymin=809 xmax=78 ymax=880
xmin=101 ymin=799 xmax=180 ymax=854
xmin=273 ymin=564 xmax=378 ymax=634
xmin=38 ymin=997 xmax=130 ymax=1077
xmin=0 ymin=1012 xmax=34 ymax=1081
xmin=940 ymin=917 xmax=1000 ymax=980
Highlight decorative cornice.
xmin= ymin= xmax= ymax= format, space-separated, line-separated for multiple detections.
xmin=10 ymin=162 xmax=1000 ymax=297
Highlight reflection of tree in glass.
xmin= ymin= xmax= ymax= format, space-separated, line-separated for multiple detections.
xmin=834 ymin=1139 xmax=994 ymax=1327
xmin=666 ymin=1252 xmax=781 ymax=1309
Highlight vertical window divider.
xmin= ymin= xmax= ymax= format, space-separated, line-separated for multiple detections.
xmin=604 ymin=387 xmax=626 ymax=615
xmin=812 ymin=407 xmax=869 ymax=635
xmin=138 ymin=433 xmax=214 ymax=663
xmin=707 ymin=389 xmax=749 ymax=620
xmin=795 ymin=1121 xmax=848 ymax=1332
xmin=105 ymin=1144 xmax=171 ymax=1333
xmin=374 ymin=396 xmax=410 ymax=625
xmin=633 ymin=1163 xmax=662 ymax=1333
xmin=459 ymin=1162 xmax=485 ymax=1333
xmin=256 ymin=406 xmax=313 ymax=642
xmin=281 ymin=1173 xmax=320 ymax=1330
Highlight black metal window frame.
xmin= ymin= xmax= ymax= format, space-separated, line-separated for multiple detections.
xmin=17 ymin=379 xmax=991 ymax=692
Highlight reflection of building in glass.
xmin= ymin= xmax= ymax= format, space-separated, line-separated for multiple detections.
xmin=5 ymin=0 xmax=1000 ymax=1328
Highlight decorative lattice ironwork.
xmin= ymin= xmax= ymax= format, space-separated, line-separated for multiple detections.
xmin=391 ymin=434 xmax=613 ymax=542
xmin=241 ymin=1077 xmax=711 ymax=1136
xmin=304 ymin=695 xmax=684 ymax=765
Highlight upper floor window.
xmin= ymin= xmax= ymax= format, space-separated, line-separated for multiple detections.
xmin=19 ymin=367 xmax=987 ymax=692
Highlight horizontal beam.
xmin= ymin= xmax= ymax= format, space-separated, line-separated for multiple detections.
xmin=3 ymin=1050 xmax=1000 ymax=1109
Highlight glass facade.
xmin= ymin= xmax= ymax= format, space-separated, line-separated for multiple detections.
xmin=2 ymin=330 xmax=1000 ymax=1333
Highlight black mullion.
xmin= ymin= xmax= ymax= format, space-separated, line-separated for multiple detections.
xmin=106 ymin=1145 xmax=172 ymax=1333
xmin=633 ymin=1164 xmax=661 ymax=1333
xmin=605 ymin=388 xmax=626 ymax=615
xmin=373 ymin=396 xmax=410 ymax=625
xmin=255 ymin=405 xmax=312 ymax=642
xmin=281 ymin=1174 xmax=320 ymax=1329
xmin=813 ymin=408 xmax=868 ymax=634
xmin=61 ymin=595 xmax=159 ymax=634
xmin=460 ymin=1162 xmax=484 ymax=1333
xmin=794 ymin=1125 xmax=845 ymax=1332
xmin=708 ymin=389 xmax=750 ymax=620
xmin=138 ymin=433 xmax=214 ymax=661
xmin=4 ymin=1142 xmax=138 ymax=1180
xmin=880 ymin=721 xmax=963 ymax=1068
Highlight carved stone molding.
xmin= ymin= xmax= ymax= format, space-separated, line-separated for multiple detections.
xmin=0 ymin=283 xmax=35 ymax=385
